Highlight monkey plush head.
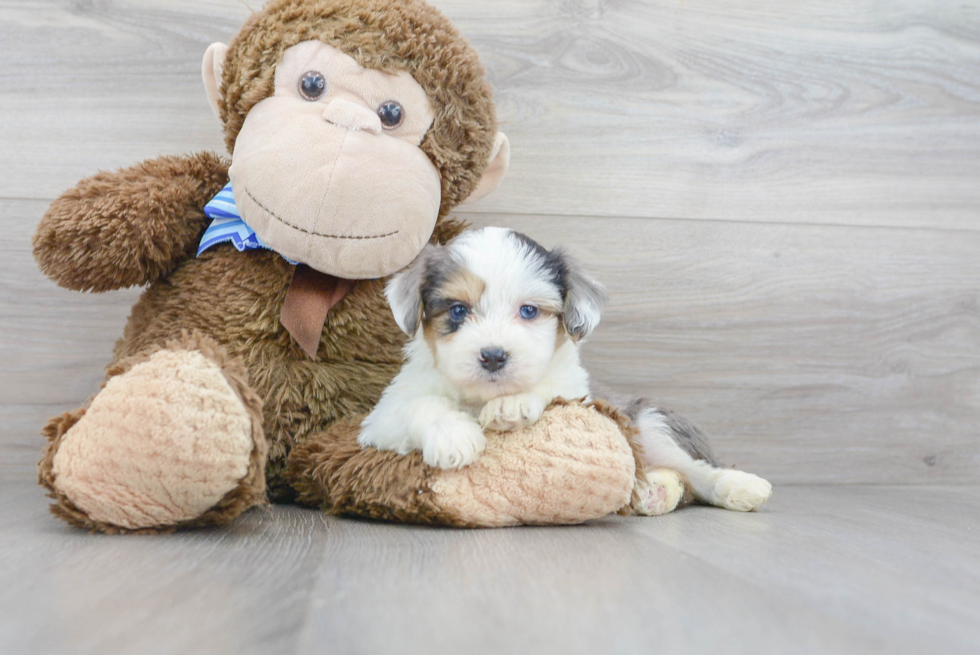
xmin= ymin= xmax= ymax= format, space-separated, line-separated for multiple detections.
xmin=201 ymin=0 xmax=510 ymax=278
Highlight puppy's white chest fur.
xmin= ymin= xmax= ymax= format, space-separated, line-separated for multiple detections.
xmin=358 ymin=226 xmax=605 ymax=470
xmin=359 ymin=336 xmax=590 ymax=469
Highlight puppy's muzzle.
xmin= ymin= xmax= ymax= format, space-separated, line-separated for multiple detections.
xmin=479 ymin=347 xmax=508 ymax=373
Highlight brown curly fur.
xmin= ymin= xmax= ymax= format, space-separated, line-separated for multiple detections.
xmin=33 ymin=152 xmax=230 ymax=293
xmin=287 ymin=416 xmax=456 ymax=525
xmin=112 ymin=207 xmax=465 ymax=501
xmin=34 ymin=147 xmax=466 ymax=506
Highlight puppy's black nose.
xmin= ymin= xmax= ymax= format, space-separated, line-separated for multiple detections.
xmin=479 ymin=347 xmax=508 ymax=372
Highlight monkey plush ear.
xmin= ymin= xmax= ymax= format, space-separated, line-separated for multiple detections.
xmin=202 ymin=42 xmax=229 ymax=121
xmin=461 ymin=132 xmax=510 ymax=204
xmin=385 ymin=244 xmax=438 ymax=336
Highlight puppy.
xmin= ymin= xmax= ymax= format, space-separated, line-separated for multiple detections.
xmin=358 ymin=227 xmax=772 ymax=514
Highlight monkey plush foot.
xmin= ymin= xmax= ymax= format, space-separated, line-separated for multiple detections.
xmin=38 ymin=335 xmax=268 ymax=533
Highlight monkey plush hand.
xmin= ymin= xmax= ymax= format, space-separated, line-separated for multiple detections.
xmin=33 ymin=0 xmax=643 ymax=533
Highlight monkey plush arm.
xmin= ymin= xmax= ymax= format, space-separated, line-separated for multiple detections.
xmin=287 ymin=400 xmax=645 ymax=527
xmin=33 ymin=152 xmax=229 ymax=292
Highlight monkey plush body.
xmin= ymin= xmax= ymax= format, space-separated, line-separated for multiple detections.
xmin=32 ymin=0 xmax=646 ymax=533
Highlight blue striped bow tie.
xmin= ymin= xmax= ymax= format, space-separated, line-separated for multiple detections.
xmin=198 ymin=183 xmax=299 ymax=265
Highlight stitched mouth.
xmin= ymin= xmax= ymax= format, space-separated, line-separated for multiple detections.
xmin=244 ymin=187 xmax=399 ymax=240
xmin=324 ymin=119 xmax=375 ymax=133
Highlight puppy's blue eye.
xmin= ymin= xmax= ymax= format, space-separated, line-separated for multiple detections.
xmin=519 ymin=305 xmax=538 ymax=320
xmin=449 ymin=304 xmax=468 ymax=321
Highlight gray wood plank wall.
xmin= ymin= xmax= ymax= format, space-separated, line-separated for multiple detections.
xmin=1 ymin=0 xmax=978 ymax=484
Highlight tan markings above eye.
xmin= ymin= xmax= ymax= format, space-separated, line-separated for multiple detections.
xmin=440 ymin=269 xmax=485 ymax=307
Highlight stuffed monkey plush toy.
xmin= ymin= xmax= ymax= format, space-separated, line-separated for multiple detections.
xmin=32 ymin=0 xmax=656 ymax=533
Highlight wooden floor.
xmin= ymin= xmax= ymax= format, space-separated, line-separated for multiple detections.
xmin=1 ymin=1 xmax=979 ymax=653
xmin=1 ymin=479 xmax=979 ymax=655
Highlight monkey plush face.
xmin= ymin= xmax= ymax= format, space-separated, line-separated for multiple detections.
xmin=227 ymin=41 xmax=441 ymax=278
xmin=201 ymin=0 xmax=510 ymax=280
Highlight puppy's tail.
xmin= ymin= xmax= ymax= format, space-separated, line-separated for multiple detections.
xmin=613 ymin=394 xmax=772 ymax=512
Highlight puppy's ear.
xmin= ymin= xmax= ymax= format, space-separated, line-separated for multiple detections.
xmin=563 ymin=259 xmax=608 ymax=341
xmin=385 ymin=244 xmax=437 ymax=336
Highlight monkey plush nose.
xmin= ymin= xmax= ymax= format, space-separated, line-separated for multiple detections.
xmin=322 ymin=99 xmax=382 ymax=134
xmin=479 ymin=347 xmax=508 ymax=372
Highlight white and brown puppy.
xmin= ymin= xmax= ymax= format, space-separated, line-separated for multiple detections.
xmin=358 ymin=227 xmax=772 ymax=514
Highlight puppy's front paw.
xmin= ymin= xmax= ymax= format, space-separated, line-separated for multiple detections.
xmin=479 ymin=394 xmax=547 ymax=431
xmin=422 ymin=413 xmax=486 ymax=469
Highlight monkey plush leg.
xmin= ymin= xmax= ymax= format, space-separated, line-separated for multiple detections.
xmin=287 ymin=400 xmax=638 ymax=527
xmin=38 ymin=334 xmax=268 ymax=533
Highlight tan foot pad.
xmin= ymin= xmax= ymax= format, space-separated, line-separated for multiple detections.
xmin=52 ymin=349 xmax=255 ymax=529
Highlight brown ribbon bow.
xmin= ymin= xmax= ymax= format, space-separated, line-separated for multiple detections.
xmin=280 ymin=265 xmax=356 ymax=359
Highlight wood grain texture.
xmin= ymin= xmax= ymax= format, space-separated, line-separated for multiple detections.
xmin=458 ymin=212 xmax=980 ymax=484
xmin=2 ymin=479 xmax=980 ymax=655
xmin=2 ymin=1 xmax=979 ymax=228
xmin=450 ymin=0 xmax=980 ymax=228
xmin=0 ymin=198 xmax=138 ymax=479
xmin=0 ymin=481 xmax=327 ymax=655
xmin=0 ymin=0 xmax=243 ymax=200
xmin=1 ymin=3 xmax=978 ymax=483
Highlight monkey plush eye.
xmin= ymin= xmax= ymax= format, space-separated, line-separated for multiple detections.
xmin=299 ymin=71 xmax=327 ymax=101
xmin=377 ymin=101 xmax=404 ymax=129
xmin=449 ymin=303 xmax=468 ymax=322
xmin=519 ymin=305 xmax=538 ymax=320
